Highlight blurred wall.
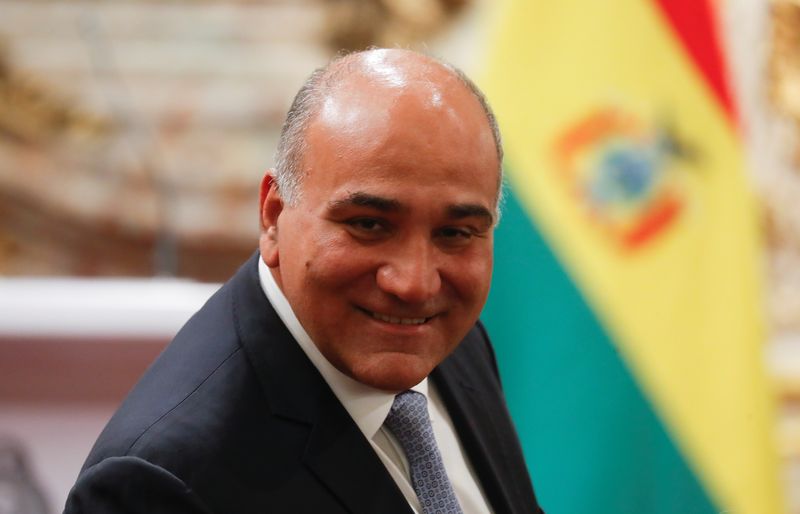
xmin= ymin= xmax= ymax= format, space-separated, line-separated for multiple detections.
xmin=2 ymin=0 xmax=800 ymax=512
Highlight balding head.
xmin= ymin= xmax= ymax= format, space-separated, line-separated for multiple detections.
xmin=259 ymin=48 xmax=501 ymax=391
xmin=273 ymin=48 xmax=503 ymax=208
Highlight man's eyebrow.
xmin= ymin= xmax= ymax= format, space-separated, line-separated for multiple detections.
xmin=447 ymin=203 xmax=495 ymax=225
xmin=328 ymin=192 xmax=402 ymax=212
xmin=328 ymin=194 xmax=494 ymax=225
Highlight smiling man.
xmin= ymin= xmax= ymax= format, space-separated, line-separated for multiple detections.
xmin=65 ymin=49 xmax=543 ymax=514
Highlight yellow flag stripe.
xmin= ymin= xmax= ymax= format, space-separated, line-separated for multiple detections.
xmin=481 ymin=1 xmax=782 ymax=513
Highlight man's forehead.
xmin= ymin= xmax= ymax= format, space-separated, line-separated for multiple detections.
xmin=312 ymin=58 xmax=484 ymax=149
xmin=296 ymin=49 xmax=502 ymax=211
xmin=320 ymin=50 xmax=459 ymax=114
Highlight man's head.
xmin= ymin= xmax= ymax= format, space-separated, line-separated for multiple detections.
xmin=259 ymin=48 xmax=502 ymax=392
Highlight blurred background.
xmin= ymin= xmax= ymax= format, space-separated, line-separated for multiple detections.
xmin=0 ymin=0 xmax=798 ymax=513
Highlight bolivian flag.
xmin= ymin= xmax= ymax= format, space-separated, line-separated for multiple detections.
xmin=479 ymin=1 xmax=783 ymax=513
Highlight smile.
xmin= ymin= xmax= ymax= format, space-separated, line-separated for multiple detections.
xmin=359 ymin=308 xmax=432 ymax=326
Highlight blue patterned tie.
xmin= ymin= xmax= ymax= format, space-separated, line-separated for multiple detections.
xmin=384 ymin=390 xmax=464 ymax=514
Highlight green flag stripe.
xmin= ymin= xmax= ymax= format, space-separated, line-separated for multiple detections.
xmin=482 ymin=180 xmax=718 ymax=514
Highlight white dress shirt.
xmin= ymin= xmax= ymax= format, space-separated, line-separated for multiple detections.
xmin=258 ymin=257 xmax=492 ymax=513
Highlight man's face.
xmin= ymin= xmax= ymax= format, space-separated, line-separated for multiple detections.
xmin=260 ymin=57 xmax=499 ymax=392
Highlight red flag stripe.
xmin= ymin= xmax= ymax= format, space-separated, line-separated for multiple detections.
xmin=652 ymin=0 xmax=737 ymax=122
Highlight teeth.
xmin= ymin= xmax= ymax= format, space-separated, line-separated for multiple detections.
xmin=371 ymin=311 xmax=427 ymax=325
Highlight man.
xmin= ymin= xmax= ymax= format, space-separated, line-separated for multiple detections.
xmin=65 ymin=49 xmax=544 ymax=514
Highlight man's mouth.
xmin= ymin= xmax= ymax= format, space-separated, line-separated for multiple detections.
xmin=358 ymin=307 xmax=432 ymax=326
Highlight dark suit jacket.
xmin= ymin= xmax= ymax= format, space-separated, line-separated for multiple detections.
xmin=64 ymin=254 xmax=543 ymax=514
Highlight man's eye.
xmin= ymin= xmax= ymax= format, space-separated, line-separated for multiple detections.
xmin=436 ymin=227 xmax=476 ymax=243
xmin=345 ymin=218 xmax=390 ymax=239
xmin=349 ymin=218 xmax=381 ymax=231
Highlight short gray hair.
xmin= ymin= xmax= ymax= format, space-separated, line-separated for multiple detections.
xmin=273 ymin=50 xmax=504 ymax=207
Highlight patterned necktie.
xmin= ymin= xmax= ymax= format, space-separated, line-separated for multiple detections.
xmin=384 ymin=390 xmax=464 ymax=514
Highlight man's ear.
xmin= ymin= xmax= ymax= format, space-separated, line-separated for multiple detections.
xmin=259 ymin=170 xmax=283 ymax=268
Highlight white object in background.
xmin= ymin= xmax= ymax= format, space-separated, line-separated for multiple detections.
xmin=0 ymin=278 xmax=220 ymax=339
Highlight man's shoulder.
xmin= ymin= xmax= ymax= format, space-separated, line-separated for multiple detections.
xmin=82 ymin=270 xmax=249 ymax=467
xmin=82 ymin=342 xmax=268 ymax=491
xmin=81 ymin=255 xmax=273 ymax=469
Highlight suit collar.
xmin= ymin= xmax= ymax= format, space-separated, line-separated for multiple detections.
xmin=257 ymin=256 xmax=400 ymax=440
xmin=302 ymin=395 xmax=415 ymax=514
xmin=432 ymin=331 xmax=521 ymax=514
xmin=228 ymin=253 xmax=412 ymax=514
xmin=227 ymin=253 xmax=528 ymax=514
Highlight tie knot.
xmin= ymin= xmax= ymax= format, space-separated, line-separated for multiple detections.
xmin=384 ymin=390 xmax=430 ymax=442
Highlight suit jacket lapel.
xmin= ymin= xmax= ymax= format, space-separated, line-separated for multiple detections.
xmin=303 ymin=399 xmax=412 ymax=514
xmin=432 ymin=327 xmax=531 ymax=514
xmin=229 ymin=253 xmax=411 ymax=514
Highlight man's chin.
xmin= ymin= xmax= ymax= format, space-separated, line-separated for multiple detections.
xmin=343 ymin=353 xmax=437 ymax=393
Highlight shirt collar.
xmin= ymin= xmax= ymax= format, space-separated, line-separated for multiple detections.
xmin=258 ymin=256 xmax=428 ymax=439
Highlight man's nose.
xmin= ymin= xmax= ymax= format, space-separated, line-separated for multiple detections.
xmin=376 ymin=238 xmax=442 ymax=304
